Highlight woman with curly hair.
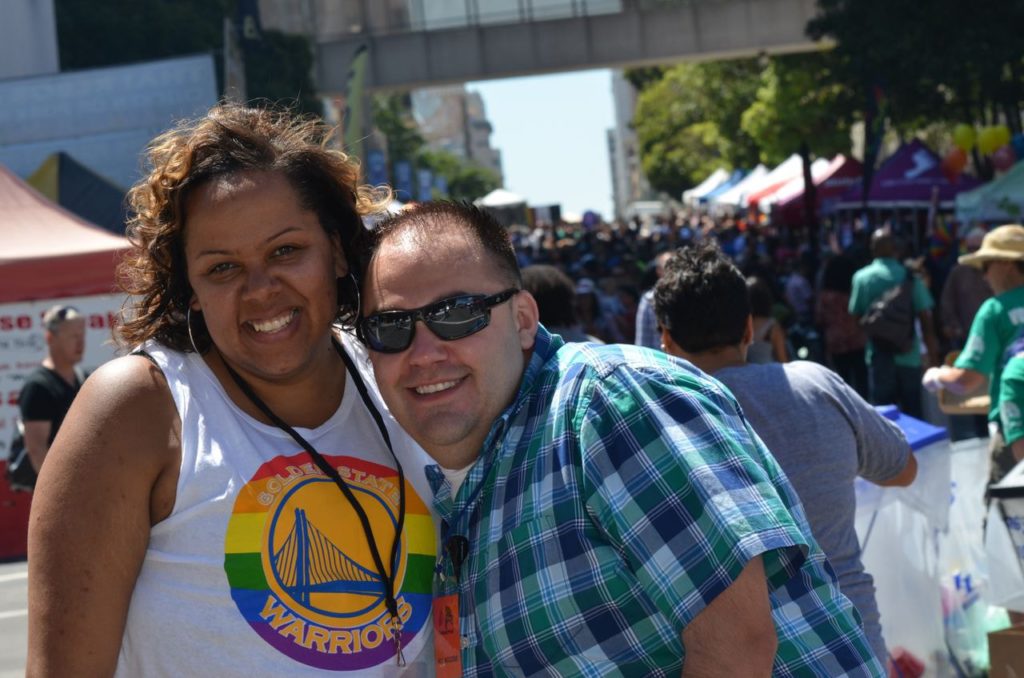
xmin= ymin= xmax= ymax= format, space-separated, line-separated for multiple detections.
xmin=27 ymin=104 xmax=438 ymax=676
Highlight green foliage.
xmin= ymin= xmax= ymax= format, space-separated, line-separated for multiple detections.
xmin=418 ymin=149 xmax=502 ymax=201
xmin=373 ymin=95 xmax=499 ymax=200
xmin=740 ymin=52 xmax=855 ymax=165
xmin=634 ymin=59 xmax=762 ymax=195
xmin=244 ymin=30 xmax=320 ymax=115
xmin=633 ymin=51 xmax=860 ymax=195
xmin=624 ymin=67 xmax=666 ymax=92
xmin=372 ymin=94 xmax=424 ymax=162
xmin=808 ymin=0 xmax=1024 ymax=132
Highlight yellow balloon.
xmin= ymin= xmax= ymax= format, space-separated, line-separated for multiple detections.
xmin=953 ymin=124 xmax=976 ymax=151
xmin=978 ymin=126 xmax=1001 ymax=155
xmin=995 ymin=124 xmax=1012 ymax=148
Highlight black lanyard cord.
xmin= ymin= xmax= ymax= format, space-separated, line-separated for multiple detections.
xmin=220 ymin=337 xmax=407 ymax=665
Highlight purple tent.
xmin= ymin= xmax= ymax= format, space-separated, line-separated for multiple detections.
xmin=837 ymin=139 xmax=982 ymax=209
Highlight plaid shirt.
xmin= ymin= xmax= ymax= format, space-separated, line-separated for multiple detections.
xmin=427 ymin=327 xmax=883 ymax=677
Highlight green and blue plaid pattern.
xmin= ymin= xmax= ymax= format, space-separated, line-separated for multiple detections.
xmin=428 ymin=327 xmax=883 ymax=677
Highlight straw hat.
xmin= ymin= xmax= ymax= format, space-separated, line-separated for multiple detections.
xmin=959 ymin=224 xmax=1024 ymax=267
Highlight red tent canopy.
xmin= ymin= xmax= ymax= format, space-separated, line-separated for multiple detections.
xmin=772 ymin=155 xmax=863 ymax=226
xmin=0 ymin=164 xmax=129 ymax=303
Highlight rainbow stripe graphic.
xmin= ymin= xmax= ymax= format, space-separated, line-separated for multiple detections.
xmin=224 ymin=452 xmax=434 ymax=670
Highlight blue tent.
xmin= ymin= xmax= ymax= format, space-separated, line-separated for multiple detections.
xmin=701 ymin=169 xmax=747 ymax=203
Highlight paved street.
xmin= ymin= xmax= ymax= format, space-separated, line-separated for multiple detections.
xmin=0 ymin=560 xmax=27 ymax=677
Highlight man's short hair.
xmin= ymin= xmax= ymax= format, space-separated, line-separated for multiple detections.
xmin=42 ymin=305 xmax=82 ymax=333
xmin=870 ymin=229 xmax=900 ymax=259
xmin=653 ymin=242 xmax=750 ymax=353
xmin=365 ymin=201 xmax=522 ymax=287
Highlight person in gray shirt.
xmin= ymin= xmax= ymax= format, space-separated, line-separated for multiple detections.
xmin=653 ymin=241 xmax=919 ymax=666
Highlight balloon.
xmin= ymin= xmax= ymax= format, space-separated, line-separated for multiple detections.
xmin=993 ymin=144 xmax=1017 ymax=172
xmin=953 ymin=124 xmax=976 ymax=151
xmin=942 ymin=148 xmax=968 ymax=182
xmin=979 ymin=126 xmax=1002 ymax=155
xmin=995 ymin=124 xmax=1012 ymax=149
xmin=1012 ymin=133 xmax=1024 ymax=160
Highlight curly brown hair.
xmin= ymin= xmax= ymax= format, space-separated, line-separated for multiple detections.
xmin=117 ymin=103 xmax=389 ymax=352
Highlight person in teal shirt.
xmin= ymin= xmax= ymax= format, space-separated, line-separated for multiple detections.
xmin=924 ymin=223 xmax=1024 ymax=483
xmin=998 ymin=354 xmax=1024 ymax=465
xmin=850 ymin=229 xmax=939 ymax=418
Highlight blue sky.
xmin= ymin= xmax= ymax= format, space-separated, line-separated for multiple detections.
xmin=467 ymin=69 xmax=615 ymax=218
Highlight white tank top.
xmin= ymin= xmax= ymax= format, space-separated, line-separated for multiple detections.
xmin=116 ymin=333 xmax=437 ymax=676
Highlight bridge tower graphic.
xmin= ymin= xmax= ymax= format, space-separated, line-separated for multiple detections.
xmin=271 ymin=507 xmax=390 ymax=612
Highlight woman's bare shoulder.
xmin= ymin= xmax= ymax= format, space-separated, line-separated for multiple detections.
xmin=41 ymin=353 xmax=181 ymax=521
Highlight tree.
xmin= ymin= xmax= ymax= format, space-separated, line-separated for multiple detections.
xmin=372 ymin=94 xmax=424 ymax=163
xmin=633 ymin=59 xmax=762 ymax=195
xmin=372 ymin=95 xmax=500 ymax=201
xmin=417 ymin=149 xmax=501 ymax=201
xmin=808 ymin=0 xmax=1024 ymax=134
xmin=740 ymin=52 xmax=855 ymax=166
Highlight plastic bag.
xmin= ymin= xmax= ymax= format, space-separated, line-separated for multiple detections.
xmin=984 ymin=501 xmax=1024 ymax=613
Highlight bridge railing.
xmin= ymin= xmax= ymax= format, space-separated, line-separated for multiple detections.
xmin=345 ymin=0 xmax=696 ymax=37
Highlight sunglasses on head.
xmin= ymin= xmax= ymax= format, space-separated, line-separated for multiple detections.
xmin=358 ymin=288 xmax=519 ymax=353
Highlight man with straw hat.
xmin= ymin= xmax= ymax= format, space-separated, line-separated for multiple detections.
xmin=923 ymin=223 xmax=1024 ymax=483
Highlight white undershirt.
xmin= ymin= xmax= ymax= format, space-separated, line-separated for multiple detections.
xmin=440 ymin=462 xmax=476 ymax=497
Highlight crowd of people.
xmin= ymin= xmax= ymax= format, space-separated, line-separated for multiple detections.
xmin=18 ymin=102 xmax=1023 ymax=676
xmin=511 ymin=208 xmax=994 ymax=410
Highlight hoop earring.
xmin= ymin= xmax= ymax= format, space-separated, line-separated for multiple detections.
xmin=186 ymin=306 xmax=202 ymax=354
xmin=347 ymin=273 xmax=362 ymax=320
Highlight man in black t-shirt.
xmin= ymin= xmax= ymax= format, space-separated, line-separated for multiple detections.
xmin=18 ymin=305 xmax=86 ymax=475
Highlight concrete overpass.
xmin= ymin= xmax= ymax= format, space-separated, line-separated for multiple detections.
xmin=308 ymin=0 xmax=825 ymax=94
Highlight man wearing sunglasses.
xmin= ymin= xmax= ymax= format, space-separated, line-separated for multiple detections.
xmin=359 ymin=201 xmax=882 ymax=677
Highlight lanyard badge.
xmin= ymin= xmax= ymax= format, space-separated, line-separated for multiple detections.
xmin=433 ymin=593 xmax=462 ymax=678
xmin=433 ymin=534 xmax=469 ymax=677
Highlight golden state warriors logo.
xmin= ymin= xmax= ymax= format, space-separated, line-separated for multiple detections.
xmin=224 ymin=453 xmax=435 ymax=670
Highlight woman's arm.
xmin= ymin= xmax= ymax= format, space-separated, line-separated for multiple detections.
xmin=27 ymin=355 xmax=181 ymax=677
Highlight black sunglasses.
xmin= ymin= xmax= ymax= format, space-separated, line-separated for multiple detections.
xmin=359 ymin=288 xmax=519 ymax=354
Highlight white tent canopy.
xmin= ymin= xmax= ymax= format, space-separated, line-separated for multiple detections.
xmin=475 ymin=188 xmax=527 ymax=208
xmin=683 ymin=168 xmax=729 ymax=206
xmin=736 ymin=154 xmax=804 ymax=207
xmin=709 ymin=165 xmax=768 ymax=208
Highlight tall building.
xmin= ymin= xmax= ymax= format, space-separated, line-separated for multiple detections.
xmin=464 ymin=92 xmax=503 ymax=180
xmin=411 ymin=86 xmax=503 ymax=182
xmin=608 ymin=70 xmax=651 ymax=220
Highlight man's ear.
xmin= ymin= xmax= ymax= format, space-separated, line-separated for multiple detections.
xmin=741 ymin=315 xmax=754 ymax=348
xmin=660 ymin=327 xmax=681 ymax=356
xmin=513 ymin=290 xmax=540 ymax=351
